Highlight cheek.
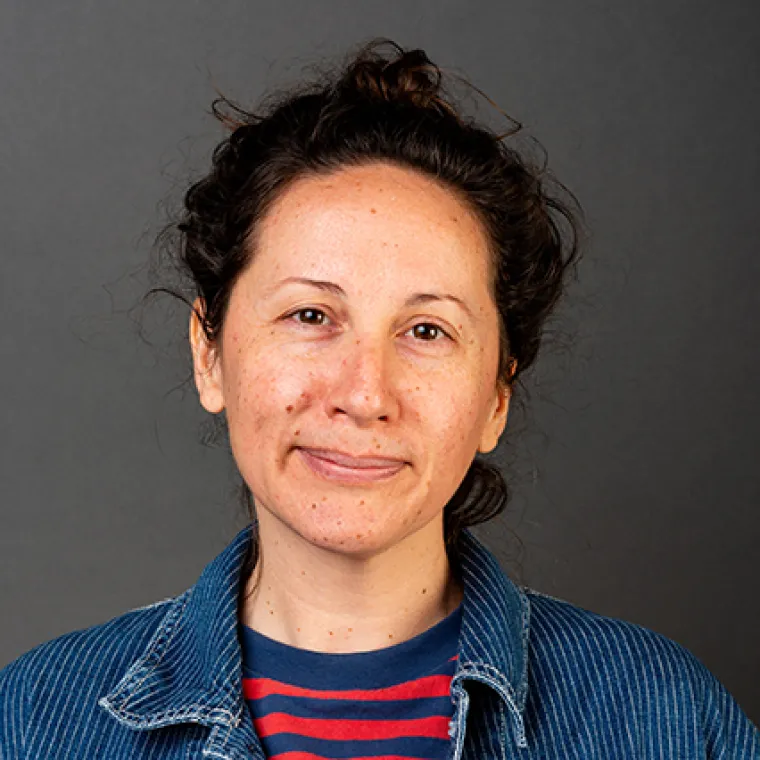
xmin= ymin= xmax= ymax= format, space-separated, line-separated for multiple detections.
xmin=224 ymin=348 xmax=327 ymax=444
xmin=415 ymin=373 xmax=486 ymax=458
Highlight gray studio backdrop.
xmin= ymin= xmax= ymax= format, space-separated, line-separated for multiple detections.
xmin=1 ymin=0 xmax=758 ymax=721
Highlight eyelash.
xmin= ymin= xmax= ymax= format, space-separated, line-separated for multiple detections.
xmin=283 ymin=307 xmax=453 ymax=342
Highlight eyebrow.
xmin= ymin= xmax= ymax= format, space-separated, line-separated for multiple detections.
xmin=267 ymin=276 xmax=475 ymax=320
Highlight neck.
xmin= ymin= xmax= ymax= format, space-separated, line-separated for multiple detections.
xmin=239 ymin=510 xmax=464 ymax=653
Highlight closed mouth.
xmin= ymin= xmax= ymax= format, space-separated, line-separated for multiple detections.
xmin=298 ymin=447 xmax=407 ymax=468
xmin=297 ymin=447 xmax=407 ymax=483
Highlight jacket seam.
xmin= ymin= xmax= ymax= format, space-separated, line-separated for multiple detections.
xmin=101 ymin=703 xmax=236 ymax=727
xmin=107 ymin=588 xmax=193 ymax=712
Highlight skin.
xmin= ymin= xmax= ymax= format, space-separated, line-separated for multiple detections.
xmin=190 ymin=161 xmax=511 ymax=654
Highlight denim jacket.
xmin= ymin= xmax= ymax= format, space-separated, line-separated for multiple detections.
xmin=1 ymin=524 xmax=758 ymax=759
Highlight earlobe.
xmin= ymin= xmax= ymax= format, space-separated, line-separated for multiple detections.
xmin=189 ymin=298 xmax=225 ymax=414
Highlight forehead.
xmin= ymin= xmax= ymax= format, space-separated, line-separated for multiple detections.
xmin=252 ymin=162 xmax=492 ymax=284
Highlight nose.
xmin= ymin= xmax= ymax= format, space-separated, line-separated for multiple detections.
xmin=326 ymin=336 xmax=400 ymax=425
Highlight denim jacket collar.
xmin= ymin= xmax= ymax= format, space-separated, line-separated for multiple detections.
xmin=100 ymin=524 xmax=531 ymax=749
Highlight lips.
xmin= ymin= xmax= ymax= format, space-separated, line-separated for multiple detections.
xmin=296 ymin=447 xmax=407 ymax=483
xmin=299 ymin=448 xmax=406 ymax=468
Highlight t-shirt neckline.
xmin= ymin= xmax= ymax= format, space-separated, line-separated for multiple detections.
xmin=238 ymin=602 xmax=462 ymax=690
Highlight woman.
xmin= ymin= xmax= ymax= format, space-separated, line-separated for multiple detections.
xmin=1 ymin=40 xmax=758 ymax=760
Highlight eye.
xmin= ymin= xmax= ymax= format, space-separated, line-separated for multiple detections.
xmin=406 ymin=322 xmax=451 ymax=342
xmin=285 ymin=307 xmax=331 ymax=326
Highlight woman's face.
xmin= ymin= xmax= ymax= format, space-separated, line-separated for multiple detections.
xmin=191 ymin=162 xmax=510 ymax=556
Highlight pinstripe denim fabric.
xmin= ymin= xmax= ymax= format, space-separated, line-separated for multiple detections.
xmin=1 ymin=525 xmax=758 ymax=758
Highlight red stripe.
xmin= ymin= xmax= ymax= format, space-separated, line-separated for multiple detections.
xmin=243 ymin=674 xmax=452 ymax=701
xmin=254 ymin=712 xmax=450 ymax=740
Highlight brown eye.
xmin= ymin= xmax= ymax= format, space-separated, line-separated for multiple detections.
xmin=408 ymin=323 xmax=449 ymax=341
xmin=290 ymin=308 xmax=329 ymax=326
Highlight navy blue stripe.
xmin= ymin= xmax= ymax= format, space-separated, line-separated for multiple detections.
xmin=260 ymin=732 xmax=450 ymax=758
xmin=244 ymin=692 xmax=455 ymax=720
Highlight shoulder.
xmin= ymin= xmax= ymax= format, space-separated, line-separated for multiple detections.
xmin=522 ymin=588 xmax=760 ymax=755
xmin=523 ymin=586 xmax=700 ymax=679
xmin=0 ymin=593 xmax=187 ymax=723
xmin=1 ymin=593 xmax=184 ymax=680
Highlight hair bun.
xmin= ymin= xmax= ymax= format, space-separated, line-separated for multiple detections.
xmin=341 ymin=40 xmax=456 ymax=117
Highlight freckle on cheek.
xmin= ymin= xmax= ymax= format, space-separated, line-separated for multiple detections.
xmin=285 ymin=405 xmax=293 ymax=413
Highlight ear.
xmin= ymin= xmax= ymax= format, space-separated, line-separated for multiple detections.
xmin=478 ymin=360 xmax=516 ymax=454
xmin=189 ymin=297 xmax=225 ymax=414
xmin=477 ymin=381 xmax=511 ymax=454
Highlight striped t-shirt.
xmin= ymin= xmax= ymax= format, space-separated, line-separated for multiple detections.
xmin=239 ymin=602 xmax=462 ymax=759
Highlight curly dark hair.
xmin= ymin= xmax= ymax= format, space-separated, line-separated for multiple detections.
xmin=152 ymin=38 xmax=582 ymax=582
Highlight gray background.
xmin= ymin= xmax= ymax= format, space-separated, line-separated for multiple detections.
xmin=1 ymin=0 xmax=758 ymax=722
